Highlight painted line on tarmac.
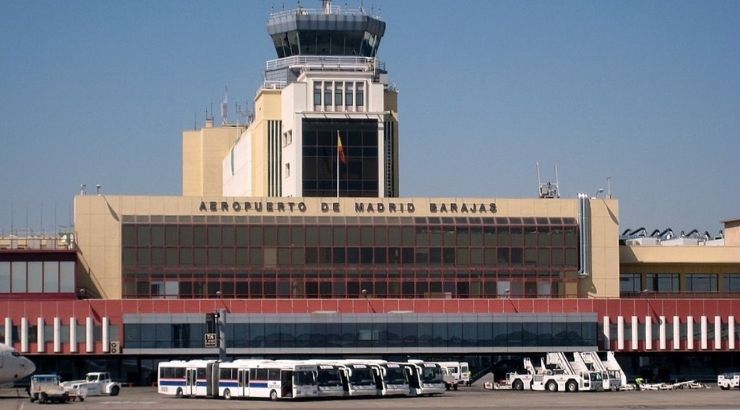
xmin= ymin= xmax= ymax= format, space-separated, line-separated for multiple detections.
xmin=96 ymin=401 xmax=159 ymax=405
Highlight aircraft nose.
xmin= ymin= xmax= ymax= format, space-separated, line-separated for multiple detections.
xmin=21 ymin=358 xmax=36 ymax=378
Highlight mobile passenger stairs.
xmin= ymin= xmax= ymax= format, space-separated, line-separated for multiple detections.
xmin=505 ymin=352 xmax=610 ymax=393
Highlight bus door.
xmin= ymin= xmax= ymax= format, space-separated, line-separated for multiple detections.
xmin=372 ymin=367 xmax=384 ymax=392
xmin=340 ymin=368 xmax=350 ymax=393
xmin=238 ymin=368 xmax=249 ymax=397
xmin=206 ymin=362 xmax=218 ymax=397
xmin=281 ymin=370 xmax=293 ymax=398
xmin=405 ymin=365 xmax=421 ymax=389
xmin=185 ymin=368 xmax=197 ymax=396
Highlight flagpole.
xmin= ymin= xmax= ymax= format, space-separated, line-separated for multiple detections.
xmin=336 ymin=130 xmax=340 ymax=199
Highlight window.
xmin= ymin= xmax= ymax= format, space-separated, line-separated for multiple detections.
xmin=324 ymin=82 xmax=332 ymax=107
xmin=334 ymin=82 xmax=343 ymax=107
xmin=646 ymin=273 xmax=679 ymax=293
xmin=346 ymin=82 xmax=354 ymax=107
xmin=313 ymin=82 xmax=322 ymax=106
xmin=356 ymin=82 xmax=364 ymax=107
xmin=723 ymin=273 xmax=740 ymax=292
xmin=620 ymin=273 xmax=641 ymax=294
xmin=685 ymin=274 xmax=717 ymax=292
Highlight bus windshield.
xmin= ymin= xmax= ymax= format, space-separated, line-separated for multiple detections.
xmin=349 ymin=368 xmax=375 ymax=385
xmin=420 ymin=366 xmax=443 ymax=383
xmin=384 ymin=367 xmax=407 ymax=385
xmin=317 ymin=369 xmax=342 ymax=386
xmin=293 ymin=370 xmax=316 ymax=386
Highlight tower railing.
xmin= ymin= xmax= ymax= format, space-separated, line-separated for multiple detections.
xmin=269 ymin=6 xmax=379 ymax=20
xmin=265 ymin=55 xmax=384 ymax=73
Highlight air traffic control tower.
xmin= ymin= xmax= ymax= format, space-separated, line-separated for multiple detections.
xmin=216 ymin=0 xmax=399 ymax=199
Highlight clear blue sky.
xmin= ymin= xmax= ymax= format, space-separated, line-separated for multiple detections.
xmin=1 ymin=0 xmax=738 ymax=235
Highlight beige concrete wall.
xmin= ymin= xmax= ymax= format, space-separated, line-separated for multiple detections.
xmin=182 ymin=125 xmax=245 ymax=197
xmin=583 ymin=199 xmax=620 ymax=298
xmin=724 ymin=219 xmax=740 ymax=246
xmin=250 ymin=89 xmax=282 ymax=196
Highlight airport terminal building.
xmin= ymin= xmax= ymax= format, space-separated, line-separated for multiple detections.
xmin=1 ymin=2 xmax=738 ymax=385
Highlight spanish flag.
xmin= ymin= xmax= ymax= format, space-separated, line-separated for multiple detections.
xmin=337 ymin=131 xmax=347 ymax=164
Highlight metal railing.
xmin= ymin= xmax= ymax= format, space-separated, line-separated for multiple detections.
xmin=265 ymin=55 xmax=383 ymax=72
xmin=269 ymin=6 xmax=379 ymax=20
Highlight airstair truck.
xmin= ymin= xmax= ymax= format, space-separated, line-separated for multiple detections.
xmin=507 ymin=353 xmax=603 ymax=393
xmin=574 ymin=352 xmax=626 ymax=391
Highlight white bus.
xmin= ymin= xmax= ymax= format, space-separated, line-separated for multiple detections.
xmin=370 ymin=360 xmax=411 ymax=396
xmin=157 ymin=360 xmax=214 ymax=398
xmin=241 ymin=360 xmax=318 ymax=400
xmin=402 ymin=360 xmax=446 ymax=396
xmin=334 ymin=362 xmax=379 ymax=396
xmin=215 ymin=360 xmax=268 ymax=400
xmin=312 ymin=363 xmax=345 ymax=397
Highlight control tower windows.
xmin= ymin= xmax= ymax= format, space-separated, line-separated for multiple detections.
xmin=323 ymin=83 xmax=332 ymax=108
xmin=313 ymin=83 xmax=322 ymax=109
xmin=356 ymin=83 xmax=364 ymax=108
xmin=345 ymin=83 xmax=354 ymax=110
xmin=334 ymin=82 xmax=343 ymax=109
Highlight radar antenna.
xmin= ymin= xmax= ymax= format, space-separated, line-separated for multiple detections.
xmin=536 ymin=162 xmax=560 ymax=199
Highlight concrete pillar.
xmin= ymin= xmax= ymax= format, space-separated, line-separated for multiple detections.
xmin=4 ymin=318 xmax=11 ymax=346
xmin=659 ymin=316 xmax=666 ymax=350
xmin=86 ymin=317 xmax=94 ymax=353
xmin=53 ymin=317 xmax=61 ymax=353
xmin=687 ymin=316 xmax=694 ymax=350
xmin=37 ymin=317 xmax=44 ymax=353
xmin=673 ymin=316 xmax=680 ymax=350
xmin=700 ymin=316 xmax=708 ymax=350
xmin=645 ymin=316 xmax=652 ymax=350
xmin=21 ymin=317 xmax=28 ymax=353
xmin=714 ymin=316 xmax=722 ymax=350
xmin=102 ymin=317 xmax=109 ymax=353
xmin=631 ymin=316 xmax=639 ymax=350
xmin=729 ymin=317 xmax=736 ymax=350
xmin=617 ymin=316 xmax=624 ymax=350
xmin=69 ymin=317 xmax=77 ymax=353
xmin=603 ymin=316 xmax=611 ymax=350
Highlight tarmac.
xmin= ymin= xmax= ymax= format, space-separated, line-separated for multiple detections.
xmin=1 ymin=385 xmax=739 ymax=410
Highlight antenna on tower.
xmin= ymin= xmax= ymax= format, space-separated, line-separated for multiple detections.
xmin=221 ymin=86 xmax=229 ymax=125
xmin=536 ymin=162 xmax=560 ymax=199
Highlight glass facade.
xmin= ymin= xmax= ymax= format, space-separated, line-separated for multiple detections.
xmin=123 ymin=313 xmax=597 ymax=351
xmin=271 ymin=29 xmax=382 ymax=58
xmin=121 ymin=216 xmax=579 ymax=299
xmin=302 ymin=119 xmax=379 ymax=197
xmin=0 ymin=259 xmax=76 ymax=295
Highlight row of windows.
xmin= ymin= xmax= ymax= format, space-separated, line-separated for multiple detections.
xmin=123 ymin=224 xmax=579 ymax=248
xmin=122 ymin=275 xmax=567 ymax=299
xmin=313 ymin=81 xmax=366 ymax=110
xmin=620 ymin=273 xmax=740 ymax=294
xmin=124 ymin=320 xmax=597 ymax=349
xmin=122 ymin=246 xmax=580 ymax=268
xmin=121 ymin=215 xmax=577 ymax=226
xmin=0 ymin=261 xmax=75 ymax=294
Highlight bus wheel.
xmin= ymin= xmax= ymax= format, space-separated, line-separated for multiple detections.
xmin=270 ymin=389 xmax=278 ymax=401
xmin=175 ymin=388 xmax=183 ymax=398
xmin=566 ymin=380 xmax=578 ymax=392
xmin=223 ymin=389 xmax=231 ymax=400
xmin=513 ymin=379 xmax=524 ymax=391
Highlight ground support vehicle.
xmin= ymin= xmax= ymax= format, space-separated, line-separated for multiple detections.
xmin=436 ymin=361 xmax=469 ymax=390
xmin=62 ymin=371 xmax=121 ymax=396
xmin=718 ymin=372 xmax=740 ymax=390
xmin=506 ymin=354 xmax=604 ymax=393
xmin=29 ymin=374 xmax=86 ymax=403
